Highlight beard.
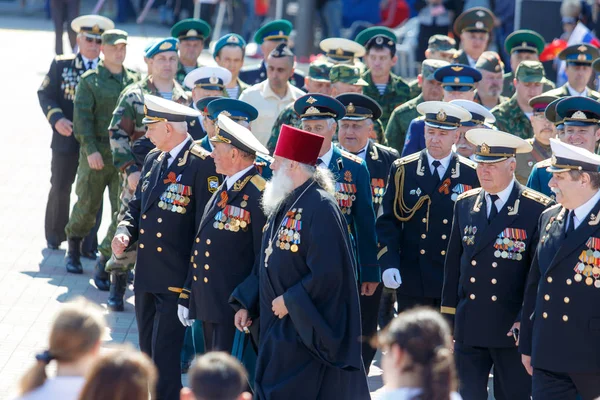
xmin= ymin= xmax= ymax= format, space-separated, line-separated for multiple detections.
xmin=261 ymin=168 xmax=295 ymax=216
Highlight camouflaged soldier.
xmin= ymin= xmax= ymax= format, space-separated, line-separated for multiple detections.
xmin=492 ymin=61 xmax=545 ymax=139
xmin=171 ymin=18 xmax=211 ymax=86
xmin=408 ymin=35 xmax=457 ymax=99
xmin=474 ymin=51 xmax=509 ymax=109
xmin=355 ymin=27 xmax=411 ymax=132
xmin=385 ymin=60 xmax=448 ymax=153
xmin=64 ymin=29 xmax=141 ymax=283
xmin=267 ymin=59 xmax=333 ymax=153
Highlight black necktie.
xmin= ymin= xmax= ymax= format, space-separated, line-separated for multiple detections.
xmin=432 ymin=160 xmax=442 ymax=185
xmin=488 ymin=194 xmax=499 ymax=223
xmin=159 ymin=153 xmax=171 ymax=177
xmin=565 ymin=210 xmax=576 ymax=237
xmin=317 ymin=158 xmax=325 ymax=167
xmin=87 ymin=60 xmax=94 ymax=70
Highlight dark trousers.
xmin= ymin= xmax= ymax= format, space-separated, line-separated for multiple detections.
xmin=50 ymin=0 xmax=79 ymax=54
xmin=202 ymin=321 xmax=236 ymax=352
xmin=360 ymin=283 xmax=383 ymax=372
xmin=396 ymin=293 xmax=441 ymax=313
xmin=135 ymin=291 xmax=186 ymax=400
xmin=454 ymin=341 xmax=531 ymax=400
xmin=532 ymin=367 xmax=600 ymax=400
xmin=45 ymin=150 xmax=101 ymax=253
xmin=378 ymin=287 xmax=396 ymax=329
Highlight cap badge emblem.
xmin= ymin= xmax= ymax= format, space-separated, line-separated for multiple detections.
xmin=306 ymin=96 xmax=317 ymax=104
xmin=305 ymin=106 xmax=320 ymax=115
xmin=437 ymin=110 xmax=447 ymax=122
xmin=347 ymin=103 xmax=355 ymax=113
xmin=572 ymin=110 xmax=587 ymax=120
xmin=480 ymin=143 xmax=491 ymax=154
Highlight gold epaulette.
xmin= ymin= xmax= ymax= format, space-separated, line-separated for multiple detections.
xmin=394 ymin=152 xmax=420 ymax=167
xmin=523 ymin=189 xmax=553 ymax=206
xmin=536 ymin=158 xmax=552 ymax=168
xmin=341 ymin=150 xmax=363 ymax=164
xmin=55 ymin=54 xmax=76 ymax=61
xmin=457 ymin=187 xmax=482 ymax=201
xmin=457 ymin=155 xmax=477 ymax=169
xmin=190 ymin=143 xmax=210 ymax=160
xmin=148 ymin=147 xmax=161 ymax=155
xmin=250 ymin=174 xmax=266 ymax=191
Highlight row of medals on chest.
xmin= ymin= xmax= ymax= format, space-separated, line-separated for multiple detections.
xmin=275 ymin=209 xmax=302 ymax=253
xmin=575 ymin=238 xmax=600 ymax=287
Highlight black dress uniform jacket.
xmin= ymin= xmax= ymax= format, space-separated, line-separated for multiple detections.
xmin=520 ymin=196 xmax=600 ymax=373
xmin=376 ymin=150 xmax=480 ymax=299
xmin=187 ymin=114 xmax=207 ymax=141
xmin=364 ymin=141 xmax=400 ymax=216
xmin=116 ymin=138 xmax=220 ymax=293
xmin=38 ymin=53 xmax=88 ymax=154
xmin=441 ymin=182 xmax=553 ymax=347
xmin=185 ymin=168 xmax=267 ymax=324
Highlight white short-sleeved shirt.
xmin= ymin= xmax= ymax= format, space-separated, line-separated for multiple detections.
xmin=13 ymin=376 xmax=85 ymax=400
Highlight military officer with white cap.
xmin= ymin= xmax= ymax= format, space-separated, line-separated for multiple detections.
xmin=520 ymin=139 xmax=600 ymax=400
xmin=111 ymin=94 xmax=219 ymax=400
xmin=441 ymin=129 xmax=553 ymax=400
xmin=377 ymin=101 xmax=479 ymax=315
xmin=177 ymin=114 xmax=268 ymax=353
xmin=320 ymin=37 xmax=366 ymax=67
xmin=184 ymin=66 xmax=232 ymax=97
xmin=450 ymin=99 xmax=495 ymax=159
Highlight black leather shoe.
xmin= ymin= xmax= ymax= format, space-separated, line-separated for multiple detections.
xmin=65 ymin=237 xmax=83 ymax=274
xmin=81 ymin=250 xmax=98 ymax=260
xmin=47 ymin=241 xmax=60 ymax=250
xmin=107 ymin=272 xmax=127 ymax=312
xmin=93 ymin=256 xmax=110 ymax=291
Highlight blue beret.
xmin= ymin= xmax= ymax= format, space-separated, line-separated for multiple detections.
xmin=145 ymin=38 xmax=179 ymax=58
xmin=214 ymin=34 xmax=246 ymax=59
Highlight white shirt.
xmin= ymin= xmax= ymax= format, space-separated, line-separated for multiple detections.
xmin=239 ymin=80 xmax=305 ymax=146
xmin=318 ymin=145 xmax=334 ymax=168
xmin=467 ymin=54 xmax=477 ymax=68
xmin=13 ymin=376 xmax=85 ymax=400
xmin=80 ymin=55 xmax=99 ymax=70
xmin=425 ymin=150 xmax=453 ymax=179
xmin=167 ymin=137 xmax=191 ymax=168
xmin=225 ymin=164 xmax=255 ymax=190
xmin=568 ymin=189 xmax=600 ymax=230
xmin=376 ymin=387 xmax=463 ymax=400
xmin=567 ymin=83 xmax=588 ymax=97
xmin=485 ymin=179 xmax=515 ymax=217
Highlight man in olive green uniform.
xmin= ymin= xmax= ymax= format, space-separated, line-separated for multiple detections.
xmin=474 ymin=51 xmax=509 ymax=109
xmin=408 ymin=35 xmax=456 ymax=99
xmin=171 ymin=18 xmax=211 ymax=85
xmin=501 ymin=29 xmax=555 ymax=98
xmin=385 ymin=59 xmax=448 ymax=154
xmin=213 ymin=33 xmax=249 ymax=99
xmin=452 ymin=7 xmax=494 ymax=67
xmin=514 ymin=95 xmax=557 ymax=184
xmin=355 ymin=27 xmax=411 ymax=131
xmin=106 ymin=37 xmax=189 ymax=311
xmin=64 ymin=30 xmax=141 ymax=278
xmin=544 ymin=43 xmax=600 ymax=99
xmin=492 ymin=61 xmax=546 ymax=139
xmin=267 ymin=59 xmax=333 ymax=153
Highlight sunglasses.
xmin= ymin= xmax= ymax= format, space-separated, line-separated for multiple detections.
xmin=85 ymin=37 xmax=102 ymax=44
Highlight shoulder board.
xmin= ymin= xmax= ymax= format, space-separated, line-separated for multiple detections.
xmin=374 ymin=143 xmax=399 ymax=156
xmin=80 ymin=69 xmax=97 ymax=79
xmin=394 ymin=152 xmax=420 ymax=166
xmin=525 ymin=138 xmax=534 ymax=145
xmin=536 ymin=158 xmax=552 ymax=168
xmin=522 ymin=189 xmax=553 ymax=206
xmin=250 ymin=174 xmax=266 ymax=192
xmin=190 ymin=143 xmax=210 ymax=160
xmin=55 ymin=54 xmax=76 ymax=61
xmin=148 ymin=147 xmax=160 ymax=154
xmin=457 ymin=187 xmax=482 ymax=201
xmin=456 ymin=155 xmax=477 ymax=169
xmin=340 ymin=150 xmax=363 ymax=164
xmin=542 ymin=203 xmax=562 ymax=215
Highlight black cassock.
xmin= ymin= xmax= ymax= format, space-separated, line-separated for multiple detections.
xmin=243 ymin=179 xmax=369 ymax=400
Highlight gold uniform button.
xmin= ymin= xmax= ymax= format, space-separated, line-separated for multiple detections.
xmin=470 ymin=294 xmax=476 ymax=300
xmin=193 ymin=276 xmax=197 ymax=281
xmin=157 ymin=218 xmax=162 ymax=223
xmin=441 ymin=250 xmax=446 ymax=256
xmin=156 ymin=232 xmax=162 ymax=238
xmin=205 ymin=251 xmax=210 ymax=257
xmin=204 ymin=277 xmax=208 ymax=283
xmin=157 ymin=247 xmax=162 ymax=252
xmin=193 ymin=263 xmax=197 ymax=269
xmin=140 ymin=229 xmax=145 ymax=234
xmin=194 ymin=250 xmax=198 ymax=256
xmin=443 ymin=219 xmax=448 ymax=224
xmin=543 ymin=312 xmax=548 ymax=318
xmin=142 ymin=214 xmax=147 ymax=219
xmin=204 ymin=264 xmax=210 ymax=270
xmin=139 ymin=243 xmax=145 ymax=249
xmin=421 ymin=234 xmax=426 ymax=239
xmin=442 ymin=234 xmax=447 ymax=240
xmin=566 ymin=279 xmax=572 ymax=285
xmin=544 ymin=294 xmax=550 ymax=301
xmin=564 ymin=297 xmax=570 ymax=304
xmin=422 ymin=218 xmax=427 ymax=223
xmin=206 ymin=239 xmax=211 ymax=245
xmin=491 ymin=295 xmax=497 ymax=301
xmin=492 ymin=262 xmax=498 ymax=268
xmin=471 ymin=260 xmax=477 ymax=266
xmin=491 ymin=279 xmax=497 ymax=284
xmin=470 ymin=277 xmax=476 ymax=283
xmin=196 ymin=238 xmax=200 ymax=243
xmin=547 ymin=277 xmax=553 ymax=283
xmin=420 ymin=249 xmax=426 ymax=255
xmin=563 ymin=315 xmax=568 ymax=322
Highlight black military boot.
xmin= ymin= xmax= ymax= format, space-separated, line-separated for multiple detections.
xmin=65 ymin=237 xmax=83 ymax=274
xmin=107 ymin=272 xmax=127 ymax=312
xmin=93 ymin=255 xmax=111 ymax=291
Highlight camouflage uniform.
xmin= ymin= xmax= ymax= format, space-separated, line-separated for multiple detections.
xmin=107 ymin=76 xmax=189 ymax=271
xmin=362 ymin=70 xmax=411 ymax=131
xmin=473 ymin=91 xmax=509 ymax=109
xmin=65 ymin=61 xmax=141 ymax=260
xmin=267 ymin=103 xmax=300 ymax=154
xmin=384 ymin=94 xmax=424 ymax=154
xmin=491 ymin=95 xmax=534 ymax=139
xmin=408 ymin=79 xmax=421 ymax=99
xmin=175 ymin=61 xmax=201 ymax=86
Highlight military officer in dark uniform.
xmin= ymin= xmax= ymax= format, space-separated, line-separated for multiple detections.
xmin=111 ymin=95 xmax=219 ymax=400
xmin=188 ymin=96 xmax=223 ymax=141
xmin=239 ymin=19 xmax=304 ymax=88
xmin=452 ymin=7 xmax=495 ymax=68
xmin=171 ymin=18 xmax=211 ymax=85
xmin=544 ymin=44 xmax=600 ymax=100
xmin=295 ymin=94 xmax=380 ymax=371
xmin=377 ymin=101 xmax=479 ymax=316
xmin=38 ymin=14 xmax=112 ymax=253
xmin=178 ymin=114 xmax=268 ymax=353
xmin=441 ymin=129 xmax=553 ymax=400
xmin=520 ymin=138 xmax=600 ymax=400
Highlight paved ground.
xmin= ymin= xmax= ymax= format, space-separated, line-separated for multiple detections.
xmin=0 ymin=13 xmax=385 ymax=399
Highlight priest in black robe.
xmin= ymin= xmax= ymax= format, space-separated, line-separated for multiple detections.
xmin=230 ymin=124 xmax=369 ymax=400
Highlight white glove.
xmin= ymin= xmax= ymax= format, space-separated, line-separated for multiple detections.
xmin=382 ymin=268 xmax=402 ymax=289
xmin=177 ymin=305 xmax=194 ymax=327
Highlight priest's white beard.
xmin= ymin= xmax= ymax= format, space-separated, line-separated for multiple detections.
xmin=262 ymin=168 xmax=295 ymax=216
